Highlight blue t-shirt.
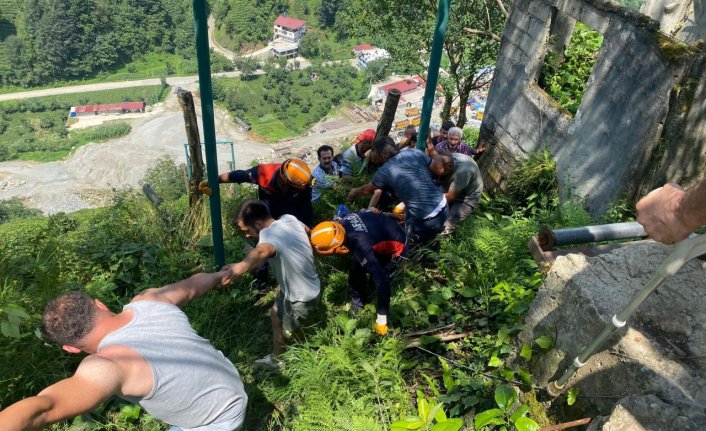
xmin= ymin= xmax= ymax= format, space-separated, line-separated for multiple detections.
xmin=371 ymin=149 xmax=444 ymax=220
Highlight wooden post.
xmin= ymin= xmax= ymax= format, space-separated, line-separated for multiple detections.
xmin=375 ymin=88 xmax=401 ymax=139
xmin=177 ymin=90 xmax=205 ymax=207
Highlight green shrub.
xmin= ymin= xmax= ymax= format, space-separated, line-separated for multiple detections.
xmin=0 ymin=198 xmax=41 ymax=224
xmin=141 ymin=157 xmax=188 ymax=202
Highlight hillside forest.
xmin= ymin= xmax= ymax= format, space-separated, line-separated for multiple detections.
xmin=0 ymin=0 xmax=649 ymax=429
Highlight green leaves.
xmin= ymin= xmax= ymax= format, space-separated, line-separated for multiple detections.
xmin=494 ymin=385 xmax=517 ymax=412
xmin=538 ymin=22 xmax=604 ymax=115
xmin=515 ymin=416 xmax=540 ymax=431
xmin=432 ymin=419 xmax=463 ymax=431
xmin=427 ymin=303 xmax=442 ymax=315
xmin=473 ymin=385 xmax=539 ymax=430
xmin=474 ymin=408 xmax=505 ymax=429
xmin=488 ymin=356 xmax=504 ymax=367
xmin=392 ymin=390 xmax=465 ymax=431
xmin=567 ymin=387 xmax=580 ymax=406
xmin=520 ymin=344 xmax=533 ymax=361
xmin=391 ymin=416 xmax=424 ymax=430
xmin=534 ymin=335 xmax=553 ymax=349
xmin=0 ymin=303 xmax=31 ymax=338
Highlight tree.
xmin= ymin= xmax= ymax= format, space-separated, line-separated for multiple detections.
xmin=299 ymin=31 xmax=321 ymax=58
xmin=365 ymin=58 xmax=390 ymax=83
xmin=338 ymin=0 xmax=506 ymax=127
xmin=234 ymin=56 xmax=258 ymax=79
xmin=320 ymin=0 xmax=342 ymax=28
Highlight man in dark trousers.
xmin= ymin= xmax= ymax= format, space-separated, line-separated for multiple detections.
xmin=310 ymin=210 xmax=406 ymax=336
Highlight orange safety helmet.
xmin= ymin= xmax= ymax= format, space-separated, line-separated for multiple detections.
xmin=279 ymin=158 xmax=313 ymax=190
xmin=310 ymin=221 xmax=349 ymax=255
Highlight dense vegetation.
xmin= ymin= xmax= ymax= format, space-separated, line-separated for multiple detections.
xmin=539 ymin=22 xmax=604 ymax=116
xmin=0 ymin=0 xmax=197 ymax=87
xmin=0 ymin=154 xmax=594 ymax=429
xmin=0 ymin=86 xmax=168 ymax=162
xmin=212 ymin=61 xmax=368 ymax=141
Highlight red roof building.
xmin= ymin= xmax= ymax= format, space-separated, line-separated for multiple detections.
xmin=379 ymin=76 xmax=426 ymax=96
xmin=274 ymin=16 xmax=306 ymax=31
xmin=71 ymin=102 xmax=145 ymax=117
xmin=353 ymin=44 xmax=375 ymax=52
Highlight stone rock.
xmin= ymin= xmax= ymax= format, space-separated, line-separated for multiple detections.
xmin=586 ymin=395 xmax=706 ymax=431
xmin=518 ymin=242 xmax=706 ymax=424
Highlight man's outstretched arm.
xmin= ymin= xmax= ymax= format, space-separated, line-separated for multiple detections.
xmin=0 ymin=355 xmax=122 ymax=431
xmin=220 ymin=243 xmax=276 ymax=286
xmin=133 ymin=271 xmax=227 ymax=307
xmin=637 ymin=179 xmax=706 ymax=244
xmin=347 ymin=182 xmax=377 ymax=201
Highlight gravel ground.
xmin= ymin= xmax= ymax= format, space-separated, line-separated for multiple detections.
xmin=0 ymin=84 xmax=377 ymax=214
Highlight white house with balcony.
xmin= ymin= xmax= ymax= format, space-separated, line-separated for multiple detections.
xmin=272 ymin=15 xmax=306 ymax=58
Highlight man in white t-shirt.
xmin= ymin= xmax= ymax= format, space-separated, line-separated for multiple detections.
xmin=221 ymin=200 xmax=321 ymax=369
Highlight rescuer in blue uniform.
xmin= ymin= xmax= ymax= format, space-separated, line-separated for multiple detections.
xmin=310 ymin=210 xmax=406 ymax=335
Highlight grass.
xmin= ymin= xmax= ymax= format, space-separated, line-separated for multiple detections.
xmin=0 ymin=86 xmax=167 ymax=162
xmin=248 ymin=114 xmax=293 ymax=142
xmin=0 ymin=151 xmax=586 ymax=429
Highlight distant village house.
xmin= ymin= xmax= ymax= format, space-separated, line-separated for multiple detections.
xmin=69 ymin=102 xmax=145 ymax=118
xmin=272 ymin=15 xmax=306 ymax=59
xmin=373 ymin=76 xmax=425 ymax=104
xmin=353 ymin=44 xmax=390 ymax=68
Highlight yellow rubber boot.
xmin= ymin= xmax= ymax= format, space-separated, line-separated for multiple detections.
xmin=374 ymin=323 xmax=388 ymax=336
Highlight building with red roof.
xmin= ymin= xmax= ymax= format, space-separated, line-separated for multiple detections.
xmin=379 ymin=76 xmax=425 ymax=96
xmin=70 ymin=102 xmax=145 ymax=118
xmin=272 ymin=15 xmax=307 ymax=58
xmin=274 ymin=16 xmax=306 ymax=31
xmin=273 ymin=15 xmax=307 ymax=44
xmin=371 ymin=76 xmax=426 ymax=105
xmin=353 ymin=44 xmax=375 ymax=52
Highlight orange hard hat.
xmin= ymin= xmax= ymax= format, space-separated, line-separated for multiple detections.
xmin=310 ymin=221 xmax=349 ymax=255
xmin=280 ymin=158 xmax=312 ymax=190
xmin=356 ymin=129 xmax=376 ymax=143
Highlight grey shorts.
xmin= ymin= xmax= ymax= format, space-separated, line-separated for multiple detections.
xmin=275 ymin=291 xmax=320 ymax=336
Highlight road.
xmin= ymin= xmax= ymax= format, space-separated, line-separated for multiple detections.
xmin=0 ymin=72 xmax=250 ymax=102
xmin=207 ymin=17 xmax=272 ymax=61
xmin=0 ymin=80 xmax=377 ymax=214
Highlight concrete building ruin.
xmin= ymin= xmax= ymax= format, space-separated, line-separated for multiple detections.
xmin=478 ymin=0 xmax=706 ymax=215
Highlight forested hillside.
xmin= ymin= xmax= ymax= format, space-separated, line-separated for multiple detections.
xmin=0 ymin=0 xmax=195 ymax=87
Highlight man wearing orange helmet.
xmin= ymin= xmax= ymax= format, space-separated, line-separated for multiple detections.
xmin=203 ymin=159 xmax=315 ymax=293
xmin=310 ymin=210 xmax=406 ymax=335
xmin=206 ymin=158 xmax=314 ymax=227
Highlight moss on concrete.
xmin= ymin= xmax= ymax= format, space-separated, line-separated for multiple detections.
xmin=654 ymin=32 xmax=700 ymax=62
xmin=523 ymin=389 xmax=553 ymax=427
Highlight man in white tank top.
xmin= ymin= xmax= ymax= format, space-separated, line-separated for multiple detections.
xmin=0 ymin=271 xmax=247 ymax=431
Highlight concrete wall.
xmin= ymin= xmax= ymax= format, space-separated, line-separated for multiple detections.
xmin=479 ymin=0 xmax=706 ymax=215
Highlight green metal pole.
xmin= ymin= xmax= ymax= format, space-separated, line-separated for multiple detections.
xmin=192 ymin=0 xmax=225 ymax=268
xmin=417 ymin=0 xmax=451 ymax=151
